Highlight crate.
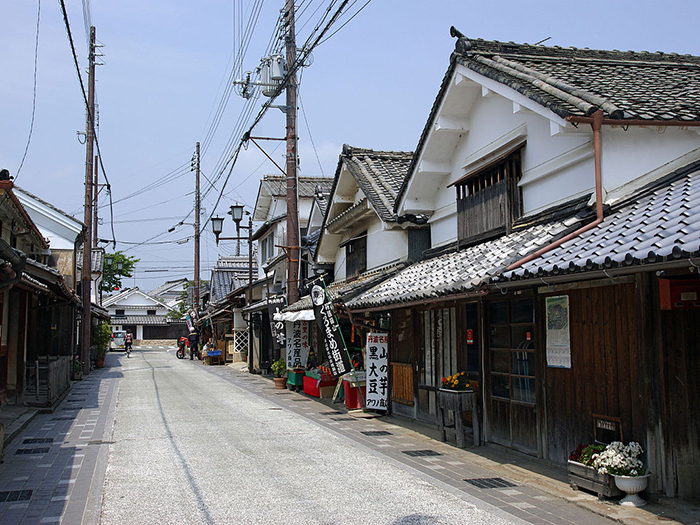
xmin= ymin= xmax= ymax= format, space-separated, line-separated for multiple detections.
xmin=303 ymin=375 xmax=337 ymax=397
xmin=567 ymin=461 xmax=623 ymax=499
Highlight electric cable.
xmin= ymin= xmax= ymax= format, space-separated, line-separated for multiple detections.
xmin=15 ymin=0 xmax=41 ymax=181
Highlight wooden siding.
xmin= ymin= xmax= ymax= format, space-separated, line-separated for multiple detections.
xmin=541 ymin=283 xmax=642 ymax=465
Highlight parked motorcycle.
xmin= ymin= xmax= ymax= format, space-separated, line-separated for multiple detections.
xmin=176 ymin=336 xmax=189 ymax=359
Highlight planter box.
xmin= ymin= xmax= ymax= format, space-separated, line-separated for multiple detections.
xmin=568 ymin=460 xmax=623 ymax=498
xmin=303 ymin=375 xmax=337 ymax=397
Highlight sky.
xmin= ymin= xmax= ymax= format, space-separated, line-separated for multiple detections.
xmin=2 ymin=0 xmax=699 ymax=293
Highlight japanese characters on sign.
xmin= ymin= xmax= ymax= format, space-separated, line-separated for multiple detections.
xmin=267 ymin=295 xmax=287 ymax=350
xmin=365 ymin=332 xmax=389 ymax=411
xmin=285 ymin=320 xmax=310 ymax=369
xmin=311 ymin=284 xmax=350 ymax=378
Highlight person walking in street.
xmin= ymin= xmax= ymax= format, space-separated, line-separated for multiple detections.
xmin=187 ymin=329 xmax=199 ymax=361
xmin=124 ymin=331 xmax=133 ymax=358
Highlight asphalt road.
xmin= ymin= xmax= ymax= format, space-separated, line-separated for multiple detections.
xmin=100 ymin=348 xmax=520 ymax=525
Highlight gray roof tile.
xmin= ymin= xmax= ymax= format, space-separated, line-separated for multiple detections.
xmin=261 ymin=175 xmax=334 ymax=198
xmin=501 ymin=162 xmax=700 ymax=280
xmin=347 ymin=220 xmax=572 ymax=309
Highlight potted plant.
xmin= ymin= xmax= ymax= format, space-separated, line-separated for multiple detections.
xmin=73 ymin=355 xmax=83 ymax=380
xmin=593 ymin=441 xmax=649 ymax=507
xmin=440 ymin=372 xmax=475 ymax=392
xmin=92 ymin=322 xmax=112 ymax=368
xmin=567 ymin=443 xmax=621 ymax=498
xmin=271 ymin=357 xmax=287 ymax=389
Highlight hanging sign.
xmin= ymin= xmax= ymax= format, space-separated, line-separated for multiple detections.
xmin=286 ymin=320 xmax=310 ymax=369
xmin=546 ymin=295 xmax=571 ymax=368
xmin=311 ymin=284 xmax=350 ymax=378
xmin=267 ymin=295 xmax=286 ymax=350
xmin=366 ymin=332 xmax=389 ymax=411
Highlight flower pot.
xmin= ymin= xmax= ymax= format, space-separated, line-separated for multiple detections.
xmin=95 ymin=358 xmax=105 ymax=368
xmin=273 ymin=377 xmax=287 ymax=390
xmin=568 ymin=461 xmax=622 ymax=498
xmin=614 ymin=474 xmax=649 ymax=507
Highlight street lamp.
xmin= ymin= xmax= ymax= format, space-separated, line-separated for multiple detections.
xmin=212 ymin=207 xmax=254 ymax=373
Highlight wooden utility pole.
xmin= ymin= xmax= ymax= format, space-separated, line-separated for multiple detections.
xmin=194 ymin=142 xmax=201 ymax=312
xmin=285 ymin=0 xmax=300 ymax=305
xmin=80 ymin=26 xmax=96 ymax=375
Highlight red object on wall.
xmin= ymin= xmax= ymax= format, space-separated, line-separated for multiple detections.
xmin=659 ymin=278 xmax=700 ymax=310
xmin=466 ymin=329 xmax=474 ymax=344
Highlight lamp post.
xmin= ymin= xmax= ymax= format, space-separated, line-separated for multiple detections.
xmin=212 ymin=204 xmax=254 ymax=373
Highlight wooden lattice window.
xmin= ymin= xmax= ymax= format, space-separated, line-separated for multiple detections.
xmin=234 ymin=329 xmax=249 ymax=353
xmin=453 ymin=146 xmax=523 ymax=246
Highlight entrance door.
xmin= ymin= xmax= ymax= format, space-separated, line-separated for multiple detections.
xmin=417 ymin=308 xmax=457 ymax=423
xmin=486 ymin=297 xmax=538 ymax=454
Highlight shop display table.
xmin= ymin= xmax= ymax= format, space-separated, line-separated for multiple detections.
xmin=303 ymin=372 xmax=337 ymax=398
xmin=436 ymin=389 xmax=480 ymax=448
xmin=202 ymin=349 xmax=222 ymax=365
xmin=287 ymin=370 xmax=305 ymax=392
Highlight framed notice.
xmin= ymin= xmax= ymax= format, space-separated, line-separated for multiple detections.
xmin=286 ymin=320 xmax=310 ymax=369
xmin=546 ymin=295 xmax=571 ymax=368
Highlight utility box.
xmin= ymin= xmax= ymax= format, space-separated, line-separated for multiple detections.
xmin=659 ymin=278 xmax=700 ymax=310
xmin=260 ymin=55 xmax=285 ymax=97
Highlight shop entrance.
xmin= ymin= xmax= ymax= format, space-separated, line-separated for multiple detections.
xmin=417 ymin=307 xmax=457 ymax=424
xmin=485 ymin=297 xmax=538 ymax=455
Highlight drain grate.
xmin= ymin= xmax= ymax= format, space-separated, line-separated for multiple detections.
xmin=88 ymin=440 xmax=115 ymax=446
xmin=22 ymin=438 xmax=53 ymax=445
xmin=331 ymin=417 xmax=357 ymax=422
xmin=15 ymin=447 xmax=50 ymax=455
xmin=51 ymin=417 xmax=73 ymax=421
xmin=402 ymin=449 xmax=442 ymax=457
xmin=321 ymin=411 xmax=343 ymax=415
xmin=361 ymin=431 xmax=393 ymax=436
xmin=268 ymin=407 xmax=283 ymax=410
xmin=291 ymin=399 xmax=311 ymax=402
xmin=0 ymin=490 xmax=33 ymax=503
xmin=464 ymin=477 xmax=517 ymax=489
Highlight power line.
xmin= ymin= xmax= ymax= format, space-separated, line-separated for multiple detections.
xmin=15 ymin=0 xmax=41 ymax=181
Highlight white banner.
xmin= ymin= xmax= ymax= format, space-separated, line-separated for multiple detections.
xmin=286 ymin=320 xmax=310 ymax=369
xmin=365 ymin=332 xmax=389 ymax=410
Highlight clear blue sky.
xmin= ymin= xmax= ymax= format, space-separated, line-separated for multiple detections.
xmin=2 ymin=0 xmax=698 ymax=292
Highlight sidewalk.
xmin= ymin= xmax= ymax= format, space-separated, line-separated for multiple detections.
xmin=220 ymin=361 xmax=700 ymax=525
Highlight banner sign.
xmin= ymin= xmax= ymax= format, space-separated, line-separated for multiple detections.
xmin=286 ymin=320 xmax=310 ymax=369
xmin=311 ymin=284 xmax=350 ymax=378
xmin=366 ymin=332 xmax=389 ymax=410
xmin=267 ymin=295 xmax=287 ymax=350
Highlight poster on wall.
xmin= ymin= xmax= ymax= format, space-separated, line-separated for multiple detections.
xmin=365 ymin=332 xmax=389 ymax=410
xmin=546 ymin=295 xmax=571 ymax=368
xmin=311 ymin=284 xmax=350 ymax=378
xmin=267 ymin=295 xmax=287 ymax=350
xmin=286 ymin=320 xmax=310 ymax=369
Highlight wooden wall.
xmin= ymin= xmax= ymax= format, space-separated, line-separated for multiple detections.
xmin=657 ymin=295 xmax=700 ymax=499
xmin=540 ymin=281 xmax=643 ymax=464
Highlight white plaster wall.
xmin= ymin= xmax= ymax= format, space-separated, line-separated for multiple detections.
xmin=601 ymin=127 xmax=700 ymax=193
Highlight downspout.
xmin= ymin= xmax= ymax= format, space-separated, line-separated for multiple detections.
xmin=506 ymin=110 xmax=605 ymax=271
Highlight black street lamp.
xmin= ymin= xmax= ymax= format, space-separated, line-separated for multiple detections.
xmin=212 ymin=207 xmax=254 ymax=373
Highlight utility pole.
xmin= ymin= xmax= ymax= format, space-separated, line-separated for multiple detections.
xmin=80 ymin=26 xmax=96 ymax=375
xmin=193 ymin=142 xmax=201 ymax=313
xmin=285 ymin=0 xmax=300 ymax=305
xmin=93 ymin=156 xmax=99 ymax=303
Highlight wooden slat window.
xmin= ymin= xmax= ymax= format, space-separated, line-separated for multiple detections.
xmin=456 ymin=147 xmax=523 ymax=246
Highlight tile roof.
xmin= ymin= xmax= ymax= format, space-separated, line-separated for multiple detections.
xmin=452 ymin=32 xmax=700 ymax=122
xmin=338 ymin=145 xmax=414 ymax=222
xmin=498 ymin=161 xmax=700 ymax=281
xmin=346 ymin=220 xmax=574 ymax=310
xmin=111 ymin=315 xmax=175 ymax=325
xmin=210 ymin=256 xmax=257 ymax=303
xmin=285 ymin=262 xmax=408 ymax=312
xmin=395 ymin=32 xmax=700 ymax=211
xmin=260 ymin=175 xmax=334 ymax=198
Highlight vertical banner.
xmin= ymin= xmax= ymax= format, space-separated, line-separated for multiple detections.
xmin=546 ymin=295 xmax=571 ymax=368
xmin=267 ymin=295 xmax=286 ymax=350
xmin=366 ymin=332 xmax=389 ymax=410
xmin=286 ymin=320 xmax=310 ymax=369
xmin=311 ymin=284 xmax=350 ymax=378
